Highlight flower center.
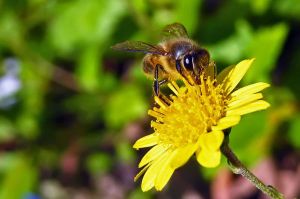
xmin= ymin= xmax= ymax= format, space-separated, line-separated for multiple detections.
xmin=149 ymin=76 xmax=227 ymax=148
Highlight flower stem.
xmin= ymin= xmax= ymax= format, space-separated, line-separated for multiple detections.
xmin=221 ymin=130 xmax=284 ymax=199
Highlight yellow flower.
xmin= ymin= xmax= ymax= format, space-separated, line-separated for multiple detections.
xmin=133 ymin=59 xmax=270 ymax=191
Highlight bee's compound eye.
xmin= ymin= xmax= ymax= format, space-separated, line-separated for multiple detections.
xmin=183 ymin=54 xmax=193 ymax=70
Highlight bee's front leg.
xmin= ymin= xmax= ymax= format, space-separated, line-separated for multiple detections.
xmin=154 ymin=64 xmax=167 ymax=96
xmin=176 ymin=59 xmax=189 ymax=81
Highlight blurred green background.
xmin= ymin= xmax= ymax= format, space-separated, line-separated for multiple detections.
xmin=0 ymin=0 xmax=299 ymax=198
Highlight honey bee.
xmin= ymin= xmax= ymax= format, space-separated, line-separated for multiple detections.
xmin=111 ymin=23 xmax=215 ymax=96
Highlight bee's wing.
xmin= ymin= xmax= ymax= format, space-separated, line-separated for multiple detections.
xmin=162 ymin=23 xmax=189 ymax=39
xmin=111 ymin=41 xmax=167 ymax=55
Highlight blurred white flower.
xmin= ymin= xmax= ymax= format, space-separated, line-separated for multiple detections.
xmin=0 ymin=58 xmax=21 ymax=108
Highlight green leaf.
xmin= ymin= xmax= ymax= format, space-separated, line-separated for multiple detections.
xmin=17 ymin=60 xmax=51 ymax=139
xmin=48 ymin=0 xmax=127 ymax=54
xmin=174 ymin=0 xmax=202 ymax=35
xmin=244 ymin=23 xmax=289 ymax=83
xmin=152 ymin=0 xmax=202 ymax=35
xmin=209 ymin=20 xmax=253 ymax=64
xmin=76 ymin=45 xmax=102 ymax=92
xmin=86 ymin=153 xmax=112 ymax=175
xmin=288 ymin=115 xmax=300 ymax=148
xmin=250 ymin=0 xmax=271 ymax=15
xmin=209 ymin=21 xmax=288 ymax=84
xmin=116 ymin=141 xmax=135 ymax=163
xmin=0 ymin=155 xmax=37 ymax=199
xmin=104 ymin=84 xmax=148 ymax=129
xmin=0 ymin=11 xmax=22 ymax=49
xmin=274 ymin=0 xmax=300 ymax=20
xmin=130 ymin=0 xmax=148 ymax=17
xmin=230 ymin=111 xmax=269 ymax=165
xmin=0 ymin=117 xmax=15 ymax=141
xmin=129 ymin=189 xmax=152 ymax=199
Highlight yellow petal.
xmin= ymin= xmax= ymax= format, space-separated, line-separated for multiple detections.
xmin=155 ymin=165 xmax=175 ymax=191
xmin=212 ymin=115 xmax=241 ymax=131
xmin=139 ymin=144 xmax=168 ymax=168
xmin=231 ymin=82 xmax=270 ymax=97
xmin=226 ymin=100 xmax=270 ymax=116
xmin=155 ymin=151 xmax=177 ymax=191
xmin=170 ymin=144 xmax=197 ymax=169
xmin=223 ymin=59 xmax=255 ymax=94
xmin=167 ymin=82 xmax=179 ymax=96
xmin=199 ymin=131 xmax=224 ymax=151
xmin=148 ymin=110 xmax=164 ymax=119
xmin=133 ymin=134 xmax=158 ymax=149
xmin=134 ymin=164 xmax=151 ymax=182
xmin=154 ymin=96 xmax=167 ymax=109
xmin=196 ymin=149 xmax=221 ymax=168
xmin=228 ymin=93 xmax=263 ymax=110
xmin=217 ymin=65 xmax=235 ymax=84
xmin=141 ymin=150 xmax=171 ymax=191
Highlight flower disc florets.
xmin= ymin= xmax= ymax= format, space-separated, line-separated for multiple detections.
xmin=151 ymin=76 xmax=226 ymax=149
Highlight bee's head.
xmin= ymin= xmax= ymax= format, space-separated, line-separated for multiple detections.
xmin=171 ymin=40 xmax=210 ymax=75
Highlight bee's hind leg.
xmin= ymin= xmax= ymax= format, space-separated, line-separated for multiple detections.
xmin=154 ymin=64 xmax=167 ymax=96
